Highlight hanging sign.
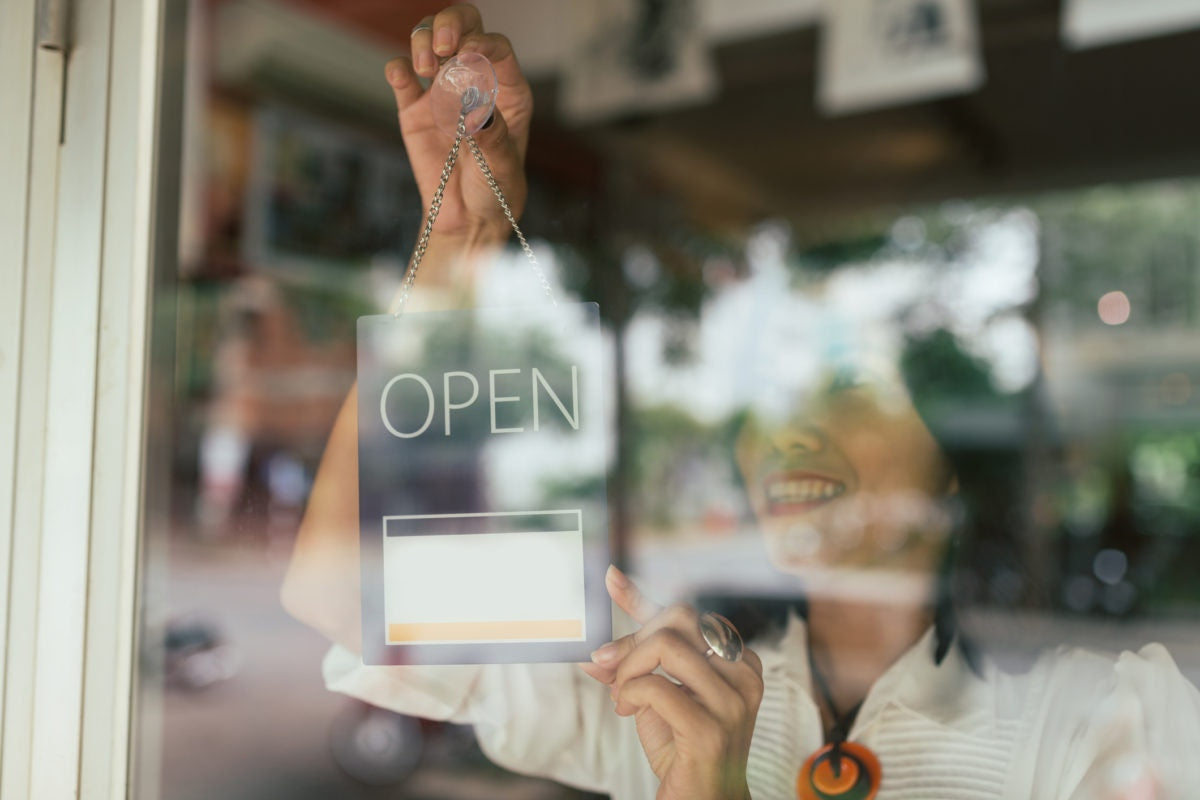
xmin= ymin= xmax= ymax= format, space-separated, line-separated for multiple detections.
xmin=357 ymin=302 xmax=612 ymax=665
xmin=818 ymin=0 xmax=985 ymax=116
xmin=1063 ymin=0 xmax=1200 ymax=49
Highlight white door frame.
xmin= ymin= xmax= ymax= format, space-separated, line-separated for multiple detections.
xmin=0 ymin=0 xmax=180 ymax=797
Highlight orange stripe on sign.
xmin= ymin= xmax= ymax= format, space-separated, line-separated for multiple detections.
xmin=388 ymin=619 xmax=583 ymax=642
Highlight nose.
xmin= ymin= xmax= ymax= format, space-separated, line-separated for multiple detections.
xmin=768 ymin=424 xmax=824 ymax=455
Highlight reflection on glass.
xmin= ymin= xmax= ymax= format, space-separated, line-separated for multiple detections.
xmin=735 ymin=367 xmax=955 ymax=580
xmin=134 ymin=1 xmax=1200 ymax=797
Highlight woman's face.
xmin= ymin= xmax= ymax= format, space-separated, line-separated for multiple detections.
xmin=735 ymin=369 xmax=955 ymax=577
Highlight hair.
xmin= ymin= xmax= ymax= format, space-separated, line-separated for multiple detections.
xmin=902 ymin=327 xmax=1036 ymax=670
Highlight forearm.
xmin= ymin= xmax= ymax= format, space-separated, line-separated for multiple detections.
xmin=283 ymin=0 xmax=530 ymax=652
xmin=280 ymin=229 xmax=507 ymax=650
xmin=281 ymin=384 xmax=362 ymax=651
xmin=387 ymin=229 xmax=510 ymax=313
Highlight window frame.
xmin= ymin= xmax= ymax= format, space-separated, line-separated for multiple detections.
xmin=0 ymin=0 xmax=182 ymax=797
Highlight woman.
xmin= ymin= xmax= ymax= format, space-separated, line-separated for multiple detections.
xmin=283 ymin=6 xmax=1200 ymax=798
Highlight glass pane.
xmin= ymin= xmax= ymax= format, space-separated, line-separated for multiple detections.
xmin=135 ymin=2 xmax=1200 ymax=799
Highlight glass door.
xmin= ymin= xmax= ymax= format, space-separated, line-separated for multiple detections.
xmin=8 ymin=2 xmax=1199 ymax=799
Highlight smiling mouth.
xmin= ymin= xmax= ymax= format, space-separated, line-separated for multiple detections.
xmin=763 ymin=472 xmax=847 ymax=514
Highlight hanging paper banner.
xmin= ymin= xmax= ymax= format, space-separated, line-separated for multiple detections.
xmin=559 ymin=0 xmax=718 ymax=124
xmin=357 ymin=302 xmax=612 ymax=665
xmin=818 ymin=0 xmax=985 ymax=116
xmin=699 ymin=0 xmax=822 ymax=41
xmin=1063 ymin=0 xmax=1200 ymax=49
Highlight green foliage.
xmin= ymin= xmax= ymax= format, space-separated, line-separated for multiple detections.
xmin=1034 ymin=180 xmax=1200 ymax=324
xmin=626 ymin=404 xmax=734 ymax=528
xmin=901 ymin=328 xmax=1002 ymax=406
xmin=796 ymin=233 xmax=890 ymax=272
xmin=280 ymin=282 xmax=373 ymax=343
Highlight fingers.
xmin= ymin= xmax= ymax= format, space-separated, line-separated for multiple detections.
xmin=579 ymin=566 xmax=763 ymax=790
xmin=384 ymin=57 xmax=423 ymax=116
xmin=613 ymin=673 xmax=714 ymax=731
xmin=411 ymin=5 xmax=485 ymax=78
xmin=615 ymin=629 xmax=741 ymax=713
xmin=458 ymin=31 xmax=514 ymax=65
xmin=432 ymin=4 xmax=484 ymax=54
xmin=586 ymin=598 xmax=765 ymax=717
xmin=577 ymin=660 xmax=612 ymax=684
xmin=616 ymin=674 xmax=754 ymax=797
xmin=458 ymin=30 xmax=526 ymax=93
xmin=606 ymin=564 xmax=664 ymax=625
xmin=398 ymin=4 xmax=532 ymax=150
xmin=740 ymin=647 xmax=765 ymax=681
xmin=409 ymin=16 xmax=437 ymax=77
xmin=617 ymin=630 xmax=764 ymax=720
xmin=588 ymin=603 xmax=702 ymax=684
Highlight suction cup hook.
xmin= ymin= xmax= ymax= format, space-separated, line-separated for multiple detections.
xmin=430 ymin=51 xmax=498 ymax=136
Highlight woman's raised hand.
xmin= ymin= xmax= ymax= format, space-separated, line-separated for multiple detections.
xmin=581 ymin=566 xmax=765 ymax=800
xmin=385 ymin=4 xmax=532 ymax=247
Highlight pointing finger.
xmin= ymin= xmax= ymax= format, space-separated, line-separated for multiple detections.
xmin=606 ymin=564 xmax=663 ymax=625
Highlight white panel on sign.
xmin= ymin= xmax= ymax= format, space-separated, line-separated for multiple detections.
xmin=383 ymin=512 xmax=586 ymax=645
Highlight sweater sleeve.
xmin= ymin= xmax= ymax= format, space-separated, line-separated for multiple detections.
xmin=322 ymin=614 xmax=648 ymax=795
xmin=1059 ymin=644 xmax=1200 ymax=800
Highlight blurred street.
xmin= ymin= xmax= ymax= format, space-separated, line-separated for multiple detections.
xmin=151 ymin=525 xmax=1200 ymax=800
xmin=154 ymin=532 xmax=604 ymax=800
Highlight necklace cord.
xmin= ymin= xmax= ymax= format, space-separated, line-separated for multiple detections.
xmin=807 ymin=645 xmax=865 ymax=777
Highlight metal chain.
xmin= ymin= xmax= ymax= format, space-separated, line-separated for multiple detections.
xmin=393 ymin=116 xmax=465 ymax=313
xmin=465 ymin=136 xmax=556 ymax=305
xmin=394 ymin=105 xmax=555 ymax=315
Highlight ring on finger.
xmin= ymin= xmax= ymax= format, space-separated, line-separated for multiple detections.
xmin=411 ymin=18 xmax=433 ymax=36
xmin=699 ymin=612 xmax=743 ymax=663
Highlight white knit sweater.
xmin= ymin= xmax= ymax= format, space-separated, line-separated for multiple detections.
xmin=325 ymin=612 xmax=1200 ymax=799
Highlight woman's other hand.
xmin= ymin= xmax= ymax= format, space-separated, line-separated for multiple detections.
xmin=385 ymin=4 xmax=532 ymax=248
xmin=580 ymin=566 xmax=765 ymax=800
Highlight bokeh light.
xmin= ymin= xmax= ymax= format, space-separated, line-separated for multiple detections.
xmin=1097 ymin=290 xmax=1131 ymax=325
xmin=1093 ymin=548 xmax=1129 ymax=586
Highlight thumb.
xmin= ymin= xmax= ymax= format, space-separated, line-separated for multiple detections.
xmin=469 ymin=105 xmax=509 ymax=151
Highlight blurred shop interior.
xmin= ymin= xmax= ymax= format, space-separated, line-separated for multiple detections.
xmin=147 ymin=1 xmax=1200 ymax=799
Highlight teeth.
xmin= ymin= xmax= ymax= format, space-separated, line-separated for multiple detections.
xmin=767 ymin=478 xmax=843 ymax=503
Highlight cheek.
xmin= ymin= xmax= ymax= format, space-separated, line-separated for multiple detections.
xmin=759 ymin=510 xmax=842 ymax=570
xmin=840 ymin=420 xmax=946 ymax=496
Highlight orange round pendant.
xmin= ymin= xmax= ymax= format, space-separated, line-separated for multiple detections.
xmin=796 ymin=742 xmax=881 ymax=800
